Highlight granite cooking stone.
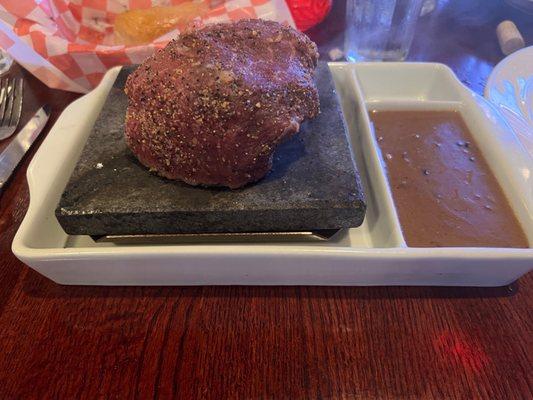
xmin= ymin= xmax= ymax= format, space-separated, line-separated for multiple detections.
xmin=56 ymin=61 xmax=366 ymax=236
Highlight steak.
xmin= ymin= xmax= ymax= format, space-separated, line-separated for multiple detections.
xmin=124 ymin=19 xmax=319 ymax=189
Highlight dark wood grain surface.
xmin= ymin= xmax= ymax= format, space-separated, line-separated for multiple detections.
xmin=0 ymin=0 xmax=532 ymax=398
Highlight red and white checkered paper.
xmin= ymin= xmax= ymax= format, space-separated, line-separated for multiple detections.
xmin=0 ymin=0 xmax=295 ymax=92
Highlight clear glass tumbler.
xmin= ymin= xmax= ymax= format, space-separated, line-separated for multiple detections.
xmin=344 ymin=0 xmax=424 ymax=62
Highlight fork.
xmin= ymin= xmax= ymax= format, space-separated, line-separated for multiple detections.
xmin=0 ymin=77 xmax=23 ymax=140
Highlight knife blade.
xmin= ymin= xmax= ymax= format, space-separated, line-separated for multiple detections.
xmin=0 ymin=105 xmax=50 ymax=193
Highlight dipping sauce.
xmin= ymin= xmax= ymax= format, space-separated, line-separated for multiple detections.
xmin=370 ymin=110 xmax=529 ymax=248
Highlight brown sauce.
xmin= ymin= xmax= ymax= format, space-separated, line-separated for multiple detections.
xmin=370 ymin=110 xmax=529 ymax=248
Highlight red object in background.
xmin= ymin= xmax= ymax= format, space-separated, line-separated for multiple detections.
xmin=287 ymin=0 xmax=332 ymax=31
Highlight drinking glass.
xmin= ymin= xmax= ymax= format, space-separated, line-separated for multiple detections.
xmin=344 ymin=0 xmax=424 ymax=62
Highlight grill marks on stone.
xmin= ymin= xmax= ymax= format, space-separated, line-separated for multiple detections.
xmin=124 ymin=19 xmax=319 ymax=188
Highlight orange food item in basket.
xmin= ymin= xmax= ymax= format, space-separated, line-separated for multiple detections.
xmin=114 ymin=3 xmax=209 ymax=46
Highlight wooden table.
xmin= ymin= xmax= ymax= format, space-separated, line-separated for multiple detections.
xmin=0 ymin=1 xmax=531 ymax=398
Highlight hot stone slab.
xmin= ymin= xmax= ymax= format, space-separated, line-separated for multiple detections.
xmin=56 ymin=62 xmax=366 ymax=235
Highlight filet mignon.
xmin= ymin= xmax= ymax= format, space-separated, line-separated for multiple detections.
xmin=124 ymin=19 xmax=319 ymax=189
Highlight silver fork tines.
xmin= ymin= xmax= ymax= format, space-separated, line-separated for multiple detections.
xmin=0 ymin=78 xmax=23 ymax=140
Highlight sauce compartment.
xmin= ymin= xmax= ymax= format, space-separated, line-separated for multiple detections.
xmin=371 ymin=109 xmax=528 ymax=248
xmin=347 ymin=63 xmax=532 ymax=249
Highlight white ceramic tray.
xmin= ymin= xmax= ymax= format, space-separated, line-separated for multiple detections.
xmin=12 ymin=63 xmax=533 ymax=286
